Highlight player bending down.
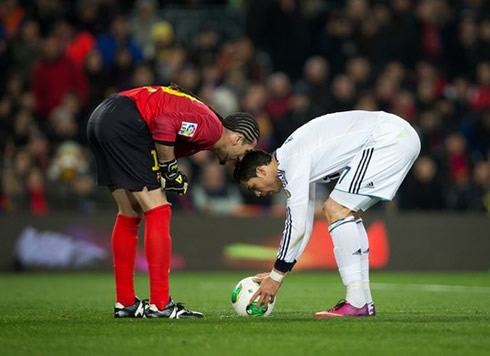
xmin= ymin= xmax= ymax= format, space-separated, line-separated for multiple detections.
xmin=87 ymin=84 xmax=259 ymax=319
xmin=234 ymin=110 xmax=420 ymax=317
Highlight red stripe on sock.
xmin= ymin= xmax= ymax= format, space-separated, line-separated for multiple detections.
xmin=112 ymin=214 xmax=141 ymax=306
xmin=144 ymin=204 xmax=172 ymax=309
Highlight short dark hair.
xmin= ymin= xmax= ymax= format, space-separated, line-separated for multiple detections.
xmin=223 ymin=112 xmax=260 ymax=144
xmin=233 ymin=150 xmax=272 ymax=182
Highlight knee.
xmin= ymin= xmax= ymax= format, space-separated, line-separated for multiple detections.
xmin=322 ymin=198 xmax=353 ymax=225
xmin=117 ymin=204 xmax=142 ymax=218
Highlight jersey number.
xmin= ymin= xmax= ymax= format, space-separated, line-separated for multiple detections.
xmin=151 ymin=150 xmax=159 ymax=172
xmin=144 ymin=86 xmax=202 ymax=103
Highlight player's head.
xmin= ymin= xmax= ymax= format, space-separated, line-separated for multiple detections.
xmin=217 ymin=112 xmax=260 ymax=164
xmin=233 ymin=150 xmax=282 ymax=197
xmin=167 ymin=83 xmax=259 ymax=164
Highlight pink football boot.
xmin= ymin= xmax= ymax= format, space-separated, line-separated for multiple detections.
xmin=314 ymin=300 xmax=376 ymax=318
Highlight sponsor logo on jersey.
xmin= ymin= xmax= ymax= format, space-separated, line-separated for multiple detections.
xmin=179 ymin=122 xmax=198 ymax=137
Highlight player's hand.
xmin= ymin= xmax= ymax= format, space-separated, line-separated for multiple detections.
xmin=159 ymin=159 xmax=188 ymax=195
xmin=249 ymin=276 xmax=281 ymax=309
xmin=252 ymin=272 xmax=270 ymax=283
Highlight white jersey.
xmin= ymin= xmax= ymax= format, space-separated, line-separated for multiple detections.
xmin=274 ymin=110 xmax=420 ymax=272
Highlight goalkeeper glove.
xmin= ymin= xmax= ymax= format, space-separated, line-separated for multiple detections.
xmin=159 ymin=159 xmax=188 ymax=195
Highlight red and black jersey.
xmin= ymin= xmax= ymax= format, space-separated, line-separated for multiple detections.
xmin=119 ymin=86 xmax=223 ymax=158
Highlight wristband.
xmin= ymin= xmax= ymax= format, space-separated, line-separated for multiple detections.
xmin=269 ymin=269 xmax=286 ymax=283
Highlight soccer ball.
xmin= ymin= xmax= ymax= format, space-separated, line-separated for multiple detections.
xmin=231 ymin=276 xmax=275 ymax=317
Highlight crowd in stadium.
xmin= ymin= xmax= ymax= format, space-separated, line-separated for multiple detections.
xmin=0 ymin=0 xmax=488 ymax=215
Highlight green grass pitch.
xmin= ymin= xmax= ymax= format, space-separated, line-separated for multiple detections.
xmin=1 ymin=272 xmax=489 ymax=356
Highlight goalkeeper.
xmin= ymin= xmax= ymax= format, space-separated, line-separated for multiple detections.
xmin=87 ymin=84 xmax=259 ymax=319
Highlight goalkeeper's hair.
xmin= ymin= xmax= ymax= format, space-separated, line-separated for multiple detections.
xmin=233 ymin=150 xmax=272 ymax=182
xmin=168 ymin=83 xmax=259 ymax=144
xmin=222 ymin=112 xmax=260 ymax=144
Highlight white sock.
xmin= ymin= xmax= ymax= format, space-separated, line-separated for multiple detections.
xmin=329 ymin=216 xmax=365 ymax=308
xmin=346 ymin=282 xmax=364 ymax=308
xmin=356 ymin=218 xmax=373 ymax=304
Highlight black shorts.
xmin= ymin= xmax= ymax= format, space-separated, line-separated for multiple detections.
xmin=87 ymin=95 xmax=161 ymax=191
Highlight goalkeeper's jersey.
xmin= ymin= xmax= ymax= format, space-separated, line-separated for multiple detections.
xmin=273 ymin=110 xmax=418 ymax=272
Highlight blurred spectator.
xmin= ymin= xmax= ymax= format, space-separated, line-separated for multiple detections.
xmin=469 ymin=61 xmax=490 ymax=111
xmin=447 ymin=160 xmax=490 ymax=212
xmin=330 ymin=74 xmax=356 ymax=112
xmin=0 ymin=0 xmax=488 ymax=214
xmin=418 ymin=110 xmax=445 ymax=156
xmin=265 ymin=72 xmax=292 ymax=121
xmin=0 ymin=0 xmax=25 ymax=40
xmin=444 ymin=133 xmax=470 ymax=184
xmin=13 ymin=108 xmax=36 ymax=148
xmin=346 ymin=56 xmax=372 ymax=94
xmin=48 ymin=141 xmax=89 ymax=183
xmin=191 ymin=27 xmax=220 ymax=67
xmin=130 ymin=0 xmax=159 ymax=56
xmin=11 ymin=20 xmax=41 ymax=82
xmin=191 ymin=161 xmax=243 ymax=214
xmin=74 ymin=0 xmax=106 ymax=35
xmin=131 ymin=64 xmax=155 ymax=88
xmin=147 ymin=21 xmax=179 ymax=81
xmin=96 ymin=15 xmax=142 ymax=68
xmin=247 ymin=0 xmax=309 ymax=79
xmin=31 ymin=35 xmax=88 ymax=120
xmin=313 ymin=9 xmax=355 ymax=75
xmin=2 ymin=149 xmax=32 ymax=211
xmin=25 ymin=0 xmax=65 ymax=36
xmin=110 ymin=48 xmax=135 ymax=91
xmin=49 ymin=95 xmax=81 ymax=145
xmin=265 ymin=72 xmax=295 ymax=143
xmin=295 ymin=55 xmax=332 ymax=114
xmin=399 ymin=156 xmax=446 ymax=210
xmin=26 ymin=167 xmax=47 ymax=215
xmin=84 ymin=50 xmax=111 ymax=109
xmin=469 ymin=110 xmax=490 ymax=158
xmin=447 ymin=14 xmax=480 ymax=79
xmin=375 ymin=0 xmax=422 ymax=69
xmin=55 ymin=18 xmax=95 ymax=68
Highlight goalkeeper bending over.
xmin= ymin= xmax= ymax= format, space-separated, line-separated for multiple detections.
xmin=87 ymin=84 xmax=259 ymax=319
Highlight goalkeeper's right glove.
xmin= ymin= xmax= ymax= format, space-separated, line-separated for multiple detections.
xmin=159 ymin=159 xmax=188 ymax=195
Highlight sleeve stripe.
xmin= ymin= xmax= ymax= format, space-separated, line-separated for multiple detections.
xmin=278 ymin=207 xmax=292 ymax=260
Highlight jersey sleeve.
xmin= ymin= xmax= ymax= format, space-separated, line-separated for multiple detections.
xmin=151 ymin=112 xmax=218 ymax=146
xmin=274 ymin=159 xmax=314 ymax=273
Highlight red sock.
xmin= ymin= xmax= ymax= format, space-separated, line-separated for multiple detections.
xmin=112 ymin=214 xmax=141 ymax=306
xmin=144 ymin=204 xmax=172 ymax=309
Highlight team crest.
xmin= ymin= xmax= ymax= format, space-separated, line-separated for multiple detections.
xmin=179 ymin=122 xmax=198 ymax=137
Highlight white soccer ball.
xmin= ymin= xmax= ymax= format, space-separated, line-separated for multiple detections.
xmin=231 ymin=276 xmax=276 ymax=317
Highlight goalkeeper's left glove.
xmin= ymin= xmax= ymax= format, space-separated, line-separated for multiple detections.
xmin=159 ymin=159 xmax=188 ymax=195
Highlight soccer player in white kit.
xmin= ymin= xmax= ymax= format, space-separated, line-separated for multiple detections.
xmin=233 ymin=110 xmax=421 ymax=317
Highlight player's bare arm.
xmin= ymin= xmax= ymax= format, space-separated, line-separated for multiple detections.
xmin=155 ymin=142 xmax=176 ymax=162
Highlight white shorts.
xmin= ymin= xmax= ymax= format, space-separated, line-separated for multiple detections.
xmin=330 ymin=113 xmax=421 ymax=212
